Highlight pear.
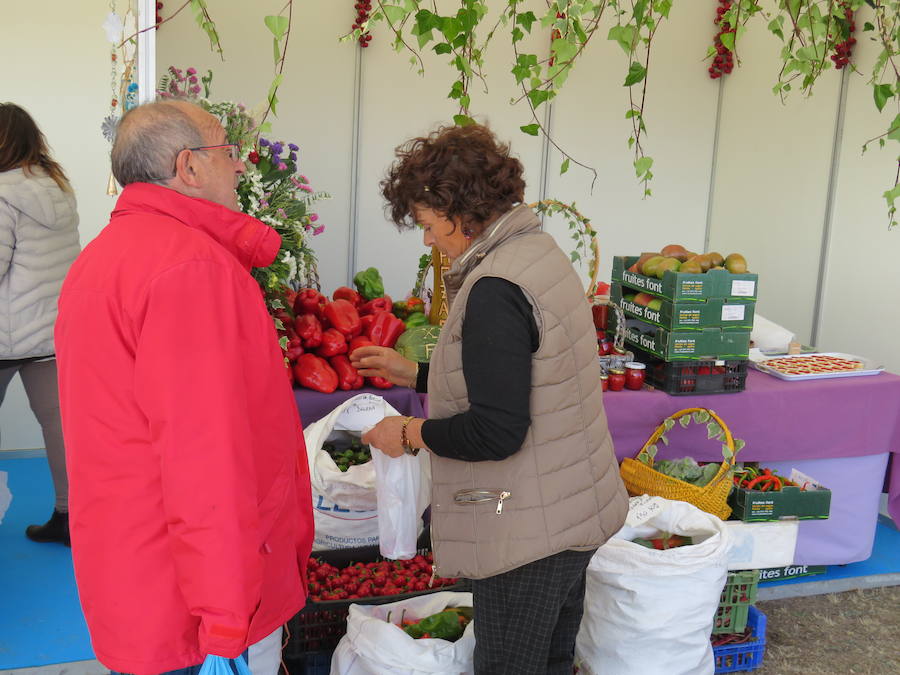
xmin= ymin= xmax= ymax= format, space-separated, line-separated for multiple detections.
xmin=641 ymin=255 xmax=666 ymax=277
xmin=724 ymin=253 xmax=748 ymax=274
xmin=679 ymin=259 xmax=703 ymax=274
xmin=660 ymin=244 xmax=690 ymax=262
xmin=629 ymin=252 xmax=659 ymax=273
xmin=706 ymin=251 xmax=725 ymax=268
xmin=655 ymin=257 xmax=681 ymax=279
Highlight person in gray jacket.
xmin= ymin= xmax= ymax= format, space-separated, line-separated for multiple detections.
xmin=0 ymin=103 xmax=80 ymax=545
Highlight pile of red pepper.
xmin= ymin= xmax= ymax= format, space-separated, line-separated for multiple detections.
xmin=306 ymin=553 xmax=459 ymax=602
xmin=733 ymin=465 xmax=797 ymax=492
xmin=273 ymin=283 xmax=405 ymax=393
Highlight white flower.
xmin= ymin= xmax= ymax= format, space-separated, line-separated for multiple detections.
xmin=281 ymin=251 xmax=298 ymax=281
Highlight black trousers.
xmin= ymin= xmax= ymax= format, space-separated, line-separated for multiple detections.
xmin=471 ymin=548 xmax=596 ymax=675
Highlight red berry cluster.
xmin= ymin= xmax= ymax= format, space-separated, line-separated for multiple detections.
xmin=709 ymin=0 xmax=735 ymax=79
xmin=830 ymin=2 xmax=857 ymax=70
xmin=155 ymin=2 xmax=163 ymax=27
xmin=306 ymin=553 xmax=458 ymax=602
xmin=352 ymin=1 xmax=373 ymax=48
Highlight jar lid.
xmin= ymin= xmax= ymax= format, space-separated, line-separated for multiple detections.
xmin=599 ymin=373 xmax=609 ymax=380
xmin=624 ymin=362 xmax=646 ymax=370
xmin=609 ymin=368 xmax=625 ymax=374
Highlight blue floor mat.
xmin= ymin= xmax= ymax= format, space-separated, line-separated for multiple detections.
xmin=0 ymin=457 xmax=95 ymax=669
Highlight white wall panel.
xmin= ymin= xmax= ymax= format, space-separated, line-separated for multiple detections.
xmin=708 ymin=10 xmax=840 ymax=343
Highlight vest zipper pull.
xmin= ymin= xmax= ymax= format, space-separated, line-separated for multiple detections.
xmin=496 ymin=491 xmax=511 ymax=514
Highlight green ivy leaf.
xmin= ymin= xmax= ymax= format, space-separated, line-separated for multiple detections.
xmin=863 ymin=21 xmax=875 ymax=32
xmin=278 ymin=335 xmax=288 ymax=350
xmin=692 ymin=410 xmax=710 ymax=424
xmin=634 ymin=156 xmax=653 ymax=177
xmin=516 ymin=11 xmax=537 ymax=33
xmin=527 ymin=89 xmax=554 ymax=108
xmin=560 ymin=158 xmax=570 ymax=174
xmin=680 ymin=415 xmax=691 ymax=428
xmin=720 ymin=31 xmax=735 ymax=52
xmin=646 ymin=444 xmax=658 ymax=460
xmin=663 ymin=418 xmax=675 ymax=431
xmin=659 ymin=433 xmax=669 ymax=446
xmin=887 ymin=114 xmax=900 ymax=142
xmin=707 ymin=421 xmax=722 ymax=440
xmin=624 ymin=61 xmax=647 ymax=87
xmin=453 ymin=114 xmax=475 ymax=127
xmin=434 ymin=42 xmax=452 ymax=55
xmin=608 ymin=25 xmax=636 ymax=56
xmin=383 ymin=5 xmax=407 ymax=24
xmin=512 ymin=27 xmax=524 ymax=42
xmin=874 ymin=84 xmax=893 ymax=113
xmin=552 ymin=38 xmax=578 ymax=65
xmin=722 ymin=444 xmax=734 ymax=460
xmin=520 ymin=123 xmax=540 ymax=136
xmin=884 ymin=183 xmax=900 ymax=210
xmin=264 ymin=14 xmax=289 ymax=40
xmin=734 ymin=438 xmax=746 ymax=452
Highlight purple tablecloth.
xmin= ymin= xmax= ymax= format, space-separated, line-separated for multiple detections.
xmin=294 ymin=385 xmax=425 ymax=428
xmin=603 ymin=369 xmax=900 ymax=527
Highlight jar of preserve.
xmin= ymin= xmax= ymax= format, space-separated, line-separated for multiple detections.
xmin=600 ymin=374 xmax=609 ymax=392
xmin=608 ymin=369 xmax=626 ymax=391
xmin=624 ymin=362 xmax=646 ymax=390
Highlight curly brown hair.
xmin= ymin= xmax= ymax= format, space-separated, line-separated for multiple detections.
xmin=380 ymin=123 xmax=525 ymax=236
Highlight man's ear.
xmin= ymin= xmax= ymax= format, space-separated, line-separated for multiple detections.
xmin=174 ymin=149 xmax=203 ymax=188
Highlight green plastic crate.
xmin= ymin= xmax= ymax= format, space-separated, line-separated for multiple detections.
xmin=610 ymin=311 xmax=751 ymax=360
xmin=611 ymin=256 xmax=759 ymax=301
xmin=728 ymin=485 xmax=832 ymax=522
xmin=713 ymin=571 xmax=759 ymax=635
xmin=611 ymin=283 xmax=756 ymax=331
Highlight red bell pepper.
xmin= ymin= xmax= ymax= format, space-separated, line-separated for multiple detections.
xmin=316 ymin=328 xmax=348 ymax=358
xmin=329 ymin=355 xmax=364 ymax=390
xmin=359 ymin=314 xmax=376 ymax=336
xmin=295 ymin=313 xmax=323 ymax=348
xmin=323 ymin=299 xmax=362 ymax=338
xmin=294 ymin=288 xmax=326 ymax=317
xmin=349 ymin=335 xmax=375 ymax=355
xmin=285 ymin=336 xmax=304 ymax=362
xmin=368 ymin=376 xmax=394 ymax=389
xmin=366 ymin=312 xmax=406 ymax=348
xmin=293 ymin=353 xmax=339 ymax=393
xmin=359 ymin=296 xmax=393 ymax=316
xmin=333 ymin=286 xmax=363 ymax=308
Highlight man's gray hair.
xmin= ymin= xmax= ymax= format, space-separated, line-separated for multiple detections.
xmin=111 ymin=101 xmax=204 ymax=186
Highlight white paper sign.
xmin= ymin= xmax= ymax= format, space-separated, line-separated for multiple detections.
xmin=624 ymin=495 xmax=666 ymax=527
xmin=789 ymin=468 xmax=826 ymax=490
xmin=730 ymin=280 xmax=756 ymax=297
xmin=721 ymin=304 xmax=746 ymax=321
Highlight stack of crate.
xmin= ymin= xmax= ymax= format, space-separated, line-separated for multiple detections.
xmin=609 ymin=255 xmax=759 ymax=395
xmin=711 ymin=571 xmax=767 ymax=673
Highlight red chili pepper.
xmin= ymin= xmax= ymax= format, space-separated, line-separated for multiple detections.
xmin=359 ymin=296 xmax=393 ymax=316
xmin=349 ymin=335 xmax=375 ymax=354
xmin=294 ymin=288 xmax=326 ymax=317
xmin=368 ymin=376 xmax=394 ymax=389
xmin=316 ymin=328 xmax=348 ymax=358
xmin=366 ymin=312 xmax=406 ymax=348
xmin=323 ymin=299 xmax=362 ymax=338
xmin=295 ymin=313 xmax=323 ymax=348
xmin=292 ymin=353 xmax=339 ymax=393
xmin=329 ymin=354 xmax=364 ymax=390
xmin=333 ymin=286 xmax=363 ymax=308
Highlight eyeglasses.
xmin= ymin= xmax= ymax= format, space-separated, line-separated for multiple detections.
xmin=187 ymin=143 xmax=242 ymax=161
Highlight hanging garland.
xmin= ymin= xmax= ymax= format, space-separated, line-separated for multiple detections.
xmin=830 ymin=1 xmax=858 ymax=69
xmin=708 ymin=0 xmax=735 ymax=79
xmin=351 ymin=0 xmax=373 ymax=48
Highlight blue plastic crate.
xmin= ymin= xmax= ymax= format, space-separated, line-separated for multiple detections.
xmin=713 ymin=606 xmax=767 ymax=673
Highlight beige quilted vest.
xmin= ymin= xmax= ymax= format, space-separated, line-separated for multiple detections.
xmin=427 ymin=205 xmax=628 ymax=579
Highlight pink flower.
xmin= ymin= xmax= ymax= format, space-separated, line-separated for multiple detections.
xmin=309 ymin=213 xmax=319 ymax=222
xmin=277 ymin=162 xmax=288 ymax=171
xmin=277 ymin=208 xmax=288 ymax=219
xmin=299 ymin=174 xmax=308 ymax=182
xmin=260 ymin=200 xmax=269 ymax=208
xmin=190 ymin=85 xmax=201 ymax=94
xmin=187 ymin=67 xmax=197 ymax=75
xmin=312 ymin=225 xmax=325 ymax=235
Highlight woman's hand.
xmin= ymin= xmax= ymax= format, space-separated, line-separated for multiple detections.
xmin=349 ymin=345 xmax=417 ymax=387
xmin=362 ymin=416 xmax=407 ymax=457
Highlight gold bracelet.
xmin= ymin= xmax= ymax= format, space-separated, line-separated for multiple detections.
xmin=400 ymin=416 xmax=420 ymax=456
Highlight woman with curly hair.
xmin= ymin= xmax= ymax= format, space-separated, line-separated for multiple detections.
xmin=0 ymin=103 xmax=80 ymax=545
xmin=352 ymin=123 xmax=627 ymax=674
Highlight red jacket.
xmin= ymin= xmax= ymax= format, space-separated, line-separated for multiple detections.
xmin=55 ymin=183 xmax=313 ymax=674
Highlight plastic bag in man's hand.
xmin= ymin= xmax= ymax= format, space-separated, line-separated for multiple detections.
xmin=371 ymin=435 xmax=422 ymax=560
xmin=198 ymin=655 xmax=251 ymax=675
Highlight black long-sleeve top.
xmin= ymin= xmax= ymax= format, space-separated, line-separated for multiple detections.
xmin=419 ymin=276 xmax=539 ymax=461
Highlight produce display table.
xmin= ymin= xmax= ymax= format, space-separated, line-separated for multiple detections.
xmin=293 ymin=369 xmax=900 ymax=567
xmin=603 ymin=369 xmax=900 ymax=565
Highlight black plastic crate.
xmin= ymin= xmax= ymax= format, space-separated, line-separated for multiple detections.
xmin=630 ymin=346 xmax=748 ymax=395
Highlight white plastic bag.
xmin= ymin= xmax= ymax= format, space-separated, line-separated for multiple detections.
xmin=330 ymin=591 xmax=475 ymax=675
xmin=304 ymin=394 xmax=430 ymax=551
xmin=575 ymin=496 xmax=730 ymax=675
xmin=372 ymin=443 xmax=424 ymax=560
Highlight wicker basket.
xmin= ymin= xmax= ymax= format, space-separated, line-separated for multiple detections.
xmin=619 ymin=407 xmax=738 ymax=520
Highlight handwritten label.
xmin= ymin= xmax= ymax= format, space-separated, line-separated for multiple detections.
xmin=721 ymin=304 xmax=746 ymax=321
xmin=625 ymin=495 xmax=665 ymax=527
xmin=730 ymin=279 xmax=756 ymax=297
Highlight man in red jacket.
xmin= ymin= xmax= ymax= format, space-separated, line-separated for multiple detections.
xmin=55 ymin=100 xmax=314 ymax=675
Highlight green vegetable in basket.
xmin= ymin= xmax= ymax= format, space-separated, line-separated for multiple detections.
xmin=403 ymin=607 xmax=473 ymax=641
xmin=655 ymin=457 xmax=721 ymax=487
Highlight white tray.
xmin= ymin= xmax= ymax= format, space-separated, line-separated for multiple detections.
xmin=749 ymin=351 xmax=885 ymax=381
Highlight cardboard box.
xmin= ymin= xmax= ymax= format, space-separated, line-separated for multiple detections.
xmin=724 ymin=520 xmax=799 ymax=571
xmin=611 ymin=283 xmax=755 ymax=331
xmin=728 ymin=484 xmax=832 ymax=521
xmin=611 ymin=256 xmax=759 ymax=301
xmin=610 ymin=312 xmax=751 ymax=360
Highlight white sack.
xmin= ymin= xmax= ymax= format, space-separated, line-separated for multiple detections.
xmin=331 ymin=591 xmax=475 ymax=675
xmin=576 ymin=496 xmax=730 ymax=675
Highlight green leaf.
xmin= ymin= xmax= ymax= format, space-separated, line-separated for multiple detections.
xmin=383 ymin=5 xmax=407 ymax=23
xmin=516 ymin=11 xmax=537 ymax=33
xmin=692 ymin=410 xmax=710 ymax=424
xmin=874 ymin=84 xmax=893 ymax=113
xmin=679 ymin=415 xmax=691 ymax=428
xmin=624 ymin=61 xmax=647 ymax=87
xmin=608 ymin=24 xmax=636 ymax=56
xmin=453 ymin=114 xmax=475 ymax=127
xmin=520 ymin=123 xmax=540 ymax=136
xmin=441 ymin=17 xmax=462 ymax=42
xmin=264 ymin=14 xmax=289 ymax=40
xmin=887 ymin=115 xmax=900 ymax=142
xmin=734 ymin=438 xmax=746 ymax=453
xmin=560 ymin=158 xmax=570 ymax=174
xmin=884 ymin=183 xmax=900 ymax=208
xmin=278 ymin=335 xmax=288 ymax=349
xmin=659 ymin=433 xmax=669 ymax=446
xmin=646 ymin=444 xmax=658 ymax=460
xmin=863 ymin=21 xmax=875 ymax=32
xmin=707 ymin=421 xmax=722 ymax=440
xmin=634 ymin=156 xmax=653 ymax=177
xmin=551 ymin=38 xmax=578 ymax=65
xmin=434 ymin=42 xmax=452 ymax=55
xmin=663 ymin=418 xmax=675 ymax=431
xmin=512 ymin=27 xmax=524 ymax=42
xmin=722 ymin=444 xmax=734 ymax=460
xmin=720 ymin=31 xmax=735 ymax=52
xmin=272 ymin=37 xmax=280 ymax=63
xmin=527 ymin=88 xmax=553 ymax=108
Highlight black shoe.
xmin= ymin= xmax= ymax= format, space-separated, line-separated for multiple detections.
xmin=25 ymin=509 xmax=71 ymax=547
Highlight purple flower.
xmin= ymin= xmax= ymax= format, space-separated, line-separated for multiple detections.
xmin=312 ymin=225 xmax=325 ymax=236
xmin=289 ymin=152 xmax=297 ymax=161
xmin=260 ymin=199 xmax=269 ymax=209
xmin=277 ymin=208 xmax=288 ymax=219
xmin=187 ymin=67 xmax=197 ymax=75
xmin=309 ymin=213 xmax=319 ymax=222
xmin=288 ymin=143 xmax=299 ymax=151
xmin=271 ymin=142 xmax=284 ymax=155
xmin=259 ymin=138 xmax=270 ymax=147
